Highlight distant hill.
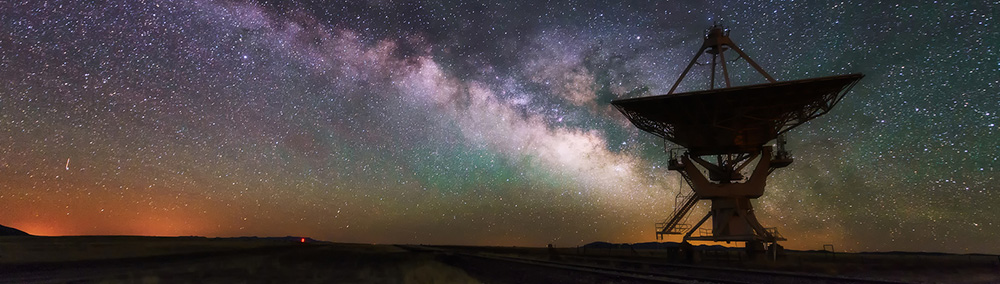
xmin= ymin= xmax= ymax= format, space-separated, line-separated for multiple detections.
xmin=582 ymin=241 xmax=731 ymax=251
xmin=0 ymin=224 xmax=31 ymax=236
xmin=632 ymin=242 xmax=682 ymax=250
xmin=582 ymin=241 xmax=676 ymax=249
xmin=228 ymin=236 xmax=320 ymax=243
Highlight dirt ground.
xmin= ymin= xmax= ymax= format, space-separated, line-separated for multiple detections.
xmin=1 ymin=236 xmax=998 ymax=283
xmin=0 ymin=236 xmax=479 ymax=283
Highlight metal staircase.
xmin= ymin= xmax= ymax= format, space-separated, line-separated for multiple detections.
xmin=764 ymin=227 xmax=787 ymax=241
xmin=655 ymin=192 xmax=699 ymax=239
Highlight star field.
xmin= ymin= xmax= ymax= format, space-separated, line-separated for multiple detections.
xmin=1 ymin=0 xmax=997 ymax=254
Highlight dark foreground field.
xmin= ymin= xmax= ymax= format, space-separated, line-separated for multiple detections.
xmin=0 ymin=236 xmax=997 ymax=283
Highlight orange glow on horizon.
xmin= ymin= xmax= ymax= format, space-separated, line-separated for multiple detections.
xmin=11 ymin=222 xmax=63 ymax=236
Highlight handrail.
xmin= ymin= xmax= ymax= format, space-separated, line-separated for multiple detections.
xmin=656 ymin=193 xmax=699 ymax=236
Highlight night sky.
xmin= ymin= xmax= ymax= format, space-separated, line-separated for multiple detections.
xmin=1 ymin=0 xmax=997 ymax=254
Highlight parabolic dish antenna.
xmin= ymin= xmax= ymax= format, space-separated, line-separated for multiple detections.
xmin=612 ymin=24 xmax=862 ymax=256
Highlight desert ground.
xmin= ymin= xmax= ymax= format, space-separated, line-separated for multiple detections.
xmin=0 ymin=236 xmax=997 ymax=283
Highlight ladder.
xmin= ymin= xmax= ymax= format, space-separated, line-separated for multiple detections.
xmin=655 ymin=192 xmax=699 ymax=239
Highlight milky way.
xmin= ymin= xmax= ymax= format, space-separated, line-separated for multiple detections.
xmin=1 ymin=1 xmax=997 ymax=253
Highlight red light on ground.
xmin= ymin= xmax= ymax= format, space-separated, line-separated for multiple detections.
xmin=300 ymin=238 xmax=306 ymax=243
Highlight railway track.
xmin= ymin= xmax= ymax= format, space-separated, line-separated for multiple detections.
xmin=399 ymin=245 xmax=908 ymax=284
xmin=0 ymin=243 xmax=914 ymax=283
xmin=559 ymin=253 xmax=906 ymax=284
